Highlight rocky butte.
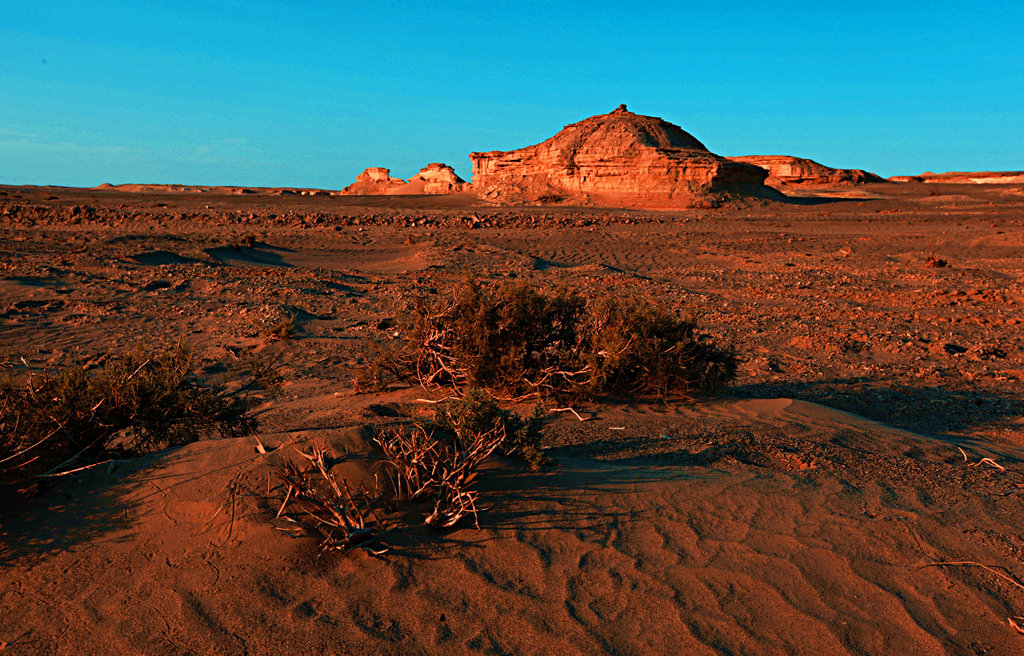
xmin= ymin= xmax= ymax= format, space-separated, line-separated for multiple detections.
xmin=727 ymin=155 xmax=887 ymax=187
xmin=469 ymin=105 xmax=780 ymax=208
xmin=340 ymin=163 xmax=470 ymax=195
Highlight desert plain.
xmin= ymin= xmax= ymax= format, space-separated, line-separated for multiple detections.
xmin=2 ymin=178 xmax=1024 ymax=655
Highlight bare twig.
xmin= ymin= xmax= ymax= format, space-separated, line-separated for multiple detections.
xmin=551 ymin=407 xmax=589 ymax=422
xmin=969 ymin=457 xmax=1006 ymax=471
xmin=34 ymin=458 xmax=116 ymax=478
xmin=920 ymin=561 xmax=1024 ymax=591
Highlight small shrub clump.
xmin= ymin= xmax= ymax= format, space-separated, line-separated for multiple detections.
xmin=357 ymin=280 xmax=736 ymax=401
xmin=274 ymin=392 xmax=547 ymax=550
xmin=432 ymin=389 xmax=549 ymax=470
xmin=1 ymin=344 xmax=257 ymax=483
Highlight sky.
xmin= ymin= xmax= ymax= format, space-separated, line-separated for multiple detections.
xmin=2 ymin=1 xmax=1022 ymax=188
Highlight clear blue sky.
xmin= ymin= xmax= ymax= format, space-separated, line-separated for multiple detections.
xmin=2 ymin=1 xmax=1022 ymax=188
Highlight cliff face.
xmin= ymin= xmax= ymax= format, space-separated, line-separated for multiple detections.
xmin=728 ymin=156 xmax=887 ymax=187
xmin=470 ymin=105 xmax=777 ymax=208
xmin=341 ymin=163 xmax=469 ymax=195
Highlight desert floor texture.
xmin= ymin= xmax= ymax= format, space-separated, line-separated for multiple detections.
xmin=2 ymin=182 xmax=1024 ymax=655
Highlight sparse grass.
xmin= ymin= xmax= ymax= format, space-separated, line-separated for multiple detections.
xmin=247 ymin=355 xmax=284 ymax=396
xmin=355 ymin=279 xmax=736 ymax=402
xmin=0 ymin=344 xmax=258 ymax=485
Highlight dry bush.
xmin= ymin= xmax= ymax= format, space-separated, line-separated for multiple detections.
xmin=274 ymin=445 xmax=382 ymax=552
xmin=374 ymin=421 xmax=504 ymax=529
xmin=375 ymin=391 xmax=549 ymax=529
xmin=264 ymin=314 xmax=298 ymax=341
xmin=432 ymin=389 xmax=549 ymax=470
xmin=352 ymin=340 xmax=408 ymax=394
xmin=0 ymin=344 xmax=257 ymax=483
xmin=272 ymin=392 xmax=546 ymax=550
xmin=356 ymin=279 xmax=736 ymax=401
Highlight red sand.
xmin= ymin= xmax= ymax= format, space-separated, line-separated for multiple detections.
xmin=2 ymin=181 xmax=1024 ymax=654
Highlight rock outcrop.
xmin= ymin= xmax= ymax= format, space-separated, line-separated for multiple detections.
xmin=341 ymin=163 xmax=470 ymax=195
xmin=469 ymin=105 xmax=778 ymax=208
xmin=728 ymin=156 xmax=887 ymax=187
xmin=340 ymin=167 xmax=408 ymax=195
xmin=404 ymin=163 xmax=471 ymax=194
xmin=889 ymin=171 xmax=1024 ymax=184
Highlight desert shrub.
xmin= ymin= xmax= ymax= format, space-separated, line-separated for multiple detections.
xmin=407 ymin=281 xmax=588 ymax=399
xmin=275 ymin=445 xmax=382 ymax=552
xmin=583 ymin=295 xmax=737 ymax=398
xmin=0 ymin=344 xmax=257 ymax=482
xmin=432 ymin=389 xmax=549 ymax=470
xmin=274 ymin=392 xmax=548 ymax=550
xmin=357 ymin=279 xmax=736 ymax=401
xmin=264 ymin=314 xmax=297 ymax=341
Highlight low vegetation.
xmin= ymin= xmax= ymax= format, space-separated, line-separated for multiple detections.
xmin=0 ymin=344 xmax=258 ymax=485
xmin=274 ymin=392 xmax=546 ymax=551
xmin=356 ymin=279 xmax=737 ymax=401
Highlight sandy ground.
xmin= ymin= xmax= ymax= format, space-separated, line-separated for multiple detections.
xmin=2 ymin=182 xmax=1024 ymax=654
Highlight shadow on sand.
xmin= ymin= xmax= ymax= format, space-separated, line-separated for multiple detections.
xmin=727 ymin=378 xmax=1024 ymax=439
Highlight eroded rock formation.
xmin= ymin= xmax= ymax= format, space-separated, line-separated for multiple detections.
xmin=340 ymin=167 xmax=408 ymax=195
xmin=341 ymin=163 xmax=469 ymax=195
xmin=469 ymin=105 xmax=778 ymax=208
xmin=404 ymin=163 xmax=471 ymax=194
xmin=728 ymin=156 xmax=887 ymax=187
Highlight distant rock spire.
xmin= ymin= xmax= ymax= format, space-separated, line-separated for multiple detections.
xmin=614 ymin=104 xmax=628 ymax=112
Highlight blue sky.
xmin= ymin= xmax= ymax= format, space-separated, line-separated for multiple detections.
xmin=2 ymin=1 xmax=1021 ymax=187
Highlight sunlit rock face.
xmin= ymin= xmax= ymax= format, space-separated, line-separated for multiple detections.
xmin=470 ymin=105 xmax=777 ymax=208
xmin=341 ymin=164 xmax=469 ymax=195
xmin=729 ymin=155 xmax=887 ymax=187
xmin=341 ymin=167 xmax=408 ymax=194
xmin=406 ymin=163 xmax=471 ymax=194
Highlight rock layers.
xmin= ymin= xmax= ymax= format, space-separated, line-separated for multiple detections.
xmin=728 ymin=156 xmax=887 ymax=187
xmin=469 ymin=105 xmax=778 ymax=208
xmin=341 ymin=163 xmax=469 ymax=195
